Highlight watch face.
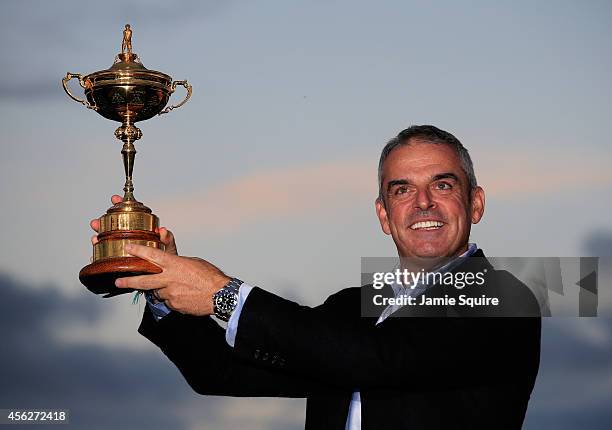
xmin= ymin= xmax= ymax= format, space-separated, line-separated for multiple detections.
xmin=215 ymin=289 xmax=238 ymax=316
xmin=213 ymin=279 xmax=242 ymax=321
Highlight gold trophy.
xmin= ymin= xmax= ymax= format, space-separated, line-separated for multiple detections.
xmin=63 ymin=24 xmax=192 ymax=296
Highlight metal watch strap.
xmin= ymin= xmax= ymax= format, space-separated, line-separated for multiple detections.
xmin=213 ymin=277 xmax=243 ymax=322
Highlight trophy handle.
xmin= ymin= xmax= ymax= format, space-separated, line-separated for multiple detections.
xmin=158 ymin=80 xmax=192 ymax=115
xmin=62 ymin=73 xmax=98 ymax=111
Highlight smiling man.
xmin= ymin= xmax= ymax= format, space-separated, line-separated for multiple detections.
xmin=375 ymin=128 xmax=484 ymax=262
xmin=93 ymin=125 xmax=541 ymax=429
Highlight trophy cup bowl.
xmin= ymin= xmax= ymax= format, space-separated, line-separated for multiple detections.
xmin=63 ymin=25 xmax=192 ymax=297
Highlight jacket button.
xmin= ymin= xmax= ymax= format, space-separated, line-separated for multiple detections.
xmin=253 ymin=349 xmax=260 ymax=359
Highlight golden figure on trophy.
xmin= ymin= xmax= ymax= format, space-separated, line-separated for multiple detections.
xmin=62 ymin=24 xmax=192 ymax=297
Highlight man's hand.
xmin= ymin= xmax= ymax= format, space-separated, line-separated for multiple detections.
xmin=115 ymin=244 xmax=230 ymax=316
xmin=90 ymin=195 xmax=178 ymax=255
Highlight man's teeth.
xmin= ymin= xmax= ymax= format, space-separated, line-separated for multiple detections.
xmin=410 ymin=221 xmax=444 ymax=230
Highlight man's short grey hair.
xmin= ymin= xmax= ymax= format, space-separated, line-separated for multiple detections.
xmin=378 ymin=125 xmax=478 ymax=203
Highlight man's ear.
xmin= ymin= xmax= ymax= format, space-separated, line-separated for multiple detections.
xmin=375 ymin=197 xmax=392 ymax=235
xmin=470 ymin=186 xmax=485 ymax=224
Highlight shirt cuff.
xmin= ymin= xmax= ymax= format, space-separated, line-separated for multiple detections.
xmin=144 ymin=291 xmax=172 ymax=321
xmin=225 ymin=282 xmax=254 ymax=347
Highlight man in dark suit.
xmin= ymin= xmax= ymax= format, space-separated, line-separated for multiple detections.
xmin=93 ymin=125 xmax=541 ymax=429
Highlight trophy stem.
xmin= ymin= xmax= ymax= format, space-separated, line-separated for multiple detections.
xmin=121 ymin=141 xmax=136 ymax=201
xmin=115 ymin=122 xmax=143 ymax=202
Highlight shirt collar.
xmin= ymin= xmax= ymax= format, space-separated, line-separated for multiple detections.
xmin=391 ymin=243 xmax=478 ymax=296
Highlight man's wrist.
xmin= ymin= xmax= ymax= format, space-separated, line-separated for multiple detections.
xmin=144 ymin=291 xmax=172 ymax=321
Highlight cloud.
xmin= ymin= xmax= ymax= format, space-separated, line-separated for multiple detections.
xmin=523 ymin=231 xmax=612 ymax=427
xmin=0 ymin=272 xmax=303 ymax=430
xmin=475 ymin=147 xmax=612 ymax=199
xmin=154 ymin=158 xmax=376 ymax=234
xmin=0 ymin=81 xmax=63 ymax=100
xmin=0 ymin=0 xmax=231 ymax=101
xmin=153 ymin=149 xmax=612 ymax=234
xmin=524 ymin=318 xmax=612 ymax=430
xmin=583 ymin=231 xmax=612 ymax=256
xmin=2 ymin=270 xmax=612 ymax=429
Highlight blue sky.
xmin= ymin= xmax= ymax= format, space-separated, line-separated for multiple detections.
xmin=1 ymin=1 xmax=611 ymax=428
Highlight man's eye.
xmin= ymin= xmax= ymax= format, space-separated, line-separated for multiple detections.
xmin=435 ymin=182 xmax=452 ymax=190
xmin=394 ymin=186 xmax=408 ymax=195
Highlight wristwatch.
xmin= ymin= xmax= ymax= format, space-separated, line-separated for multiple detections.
xmin=212 ymin=277 xmax=243 ymax=322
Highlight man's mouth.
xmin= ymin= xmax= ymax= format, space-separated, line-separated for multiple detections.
xmin=409 ymin=220 xmax=445 ymax=231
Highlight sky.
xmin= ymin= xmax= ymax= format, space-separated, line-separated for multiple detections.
xmin=1 ymin=0 xmax=611 ymax=428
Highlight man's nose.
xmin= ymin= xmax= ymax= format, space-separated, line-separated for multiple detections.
xmin=414 ymin=188 xmax=435 ymax=211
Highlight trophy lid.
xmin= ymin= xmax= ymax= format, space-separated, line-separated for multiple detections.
xmin=63 ymin=24 xmax=192 ymax=123
xmin=79 ymin=24 xmax=174 ymax=123
xmin=109 ymin=52 xmax=148 ymax=72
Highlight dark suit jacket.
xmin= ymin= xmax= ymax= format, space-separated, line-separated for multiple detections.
xmin=138 ymin=249 xmax=541 ymax=429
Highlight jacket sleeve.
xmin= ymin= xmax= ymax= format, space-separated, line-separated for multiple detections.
xmin=232 ymin=283 xmax=541 ymax=392
xmin=138 ymin=304 xmax=334 ymax=397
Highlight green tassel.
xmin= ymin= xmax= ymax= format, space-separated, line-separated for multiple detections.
xmin=132 ymin=291 xmax=143 ymax=304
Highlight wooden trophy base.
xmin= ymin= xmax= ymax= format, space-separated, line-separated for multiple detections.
xmin=80 ymin=256 xmax=162 ymax=297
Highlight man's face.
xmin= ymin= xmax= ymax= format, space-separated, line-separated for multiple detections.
xmin=376 ymin=140 xmax=485 ymax=260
